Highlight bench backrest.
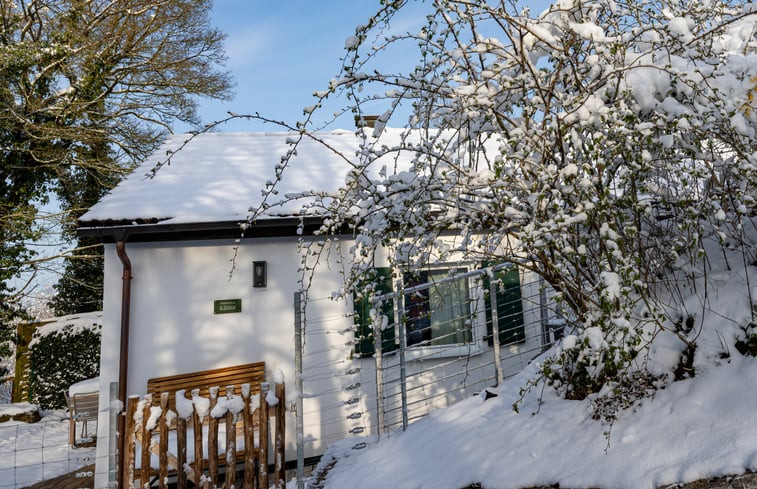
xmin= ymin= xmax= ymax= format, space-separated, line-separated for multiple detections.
xmin=71 ymin=392 xmax=99 ymax=420
xmin=146 ymin=362 xmax=266 ymax=412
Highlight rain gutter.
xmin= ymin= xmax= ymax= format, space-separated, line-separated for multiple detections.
xmin=115 ymin=239 xmax=132 ymax=489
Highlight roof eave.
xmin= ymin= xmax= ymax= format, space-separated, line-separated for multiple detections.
xmin=77 ymin=216 xmax=340 ymax=243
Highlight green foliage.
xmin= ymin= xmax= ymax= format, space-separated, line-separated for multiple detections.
xmin=0 ymin=0 xmax=233 ymax=317
xmin=52 ymin=160 xmax=117 ymax=316
xmin=589 ymin=371 xmax=661 ymax=423
xmin=0 ymin=200 xmax=39 ymax=344
xmin=28 ymin=321 xmax=101 ymax=409
xmin=0 ymin=338 xmax=11 ymax=378
xmin=51 ymin=244 xmax=104 ymax=315
xmin=540 ymin=326 xmax=642 ymax=400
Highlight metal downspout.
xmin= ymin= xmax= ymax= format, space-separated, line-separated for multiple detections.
xmin=115 ymin=241 xmax=132 ymax=489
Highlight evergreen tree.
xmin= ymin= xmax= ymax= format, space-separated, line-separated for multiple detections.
xmin=0 ymin=0 xmax=234 ymax=323
xmin=51 ymin=150 xmax=115 ymax=315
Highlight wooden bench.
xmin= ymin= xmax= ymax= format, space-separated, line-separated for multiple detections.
xmin=128 ymin=362 xmax=268 ymax=489
xmin=146 ymin=361 xmax=266 ymax=412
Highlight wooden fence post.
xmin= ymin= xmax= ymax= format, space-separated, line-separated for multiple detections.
xmin=158 ymin=392 xmax=169 ymax=489
xmin=191 ymin=389 xmax=204 ymax=488
xmin=258 ymin=384 xmax=269 ymax=489
xmin=139 ymin=395 xmax=153 ymax=489
xmin=224 ymin=385 xmax=237 ymax=489
xmin=208 ymin=386 xmax=219 ymax=486
xmin=176 ymin=391 xmax=188 ymax=489
xmin=241 ymin=384 xmax=254 ymax=489
xmin=275 ymin=381 xmax=286 ymax=489
xmin=123 ymin=396 xmax=139 ymax=489
xmin=122 ymin=377 xmax=275 ymax=489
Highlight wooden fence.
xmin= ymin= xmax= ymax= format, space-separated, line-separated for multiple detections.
xmin=123 ymin=381 xmax=285 ymax=489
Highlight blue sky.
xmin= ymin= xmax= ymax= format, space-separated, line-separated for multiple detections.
xmin=190 ymin=0 xmax=417 ymax=132
xmin=20 ymin=2 xmax=429 ymax=303
xmin=21 ymin=1 xmax=556 ymax=302
xmin=191 ymin=0 xmax=551 ymax=133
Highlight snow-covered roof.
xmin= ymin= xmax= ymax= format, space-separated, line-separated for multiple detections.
xmin=80 ymin=130 xmax=393 ymax=226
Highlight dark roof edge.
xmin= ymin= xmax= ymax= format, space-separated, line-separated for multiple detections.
xmin=77 ymin=216 xmax=347 ymax=243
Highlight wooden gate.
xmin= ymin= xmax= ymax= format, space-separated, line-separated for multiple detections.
xmin=123 ymin=379 xmax=285 ymax=489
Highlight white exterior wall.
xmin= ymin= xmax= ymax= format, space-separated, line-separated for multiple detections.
xmin=93 ymin=235 xmax=546 ymax=488
xmin=95 ymin=236 xmax=320 ymax=488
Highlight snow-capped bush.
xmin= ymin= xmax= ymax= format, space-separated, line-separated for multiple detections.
xmin=29 ymin=313 xmax=101 ymax=409
xmin=275 ymin=0 xmax=756 ymax=405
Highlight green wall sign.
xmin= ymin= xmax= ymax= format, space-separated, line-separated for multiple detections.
xmin=214 ymin=298 xmax=242 ymax=314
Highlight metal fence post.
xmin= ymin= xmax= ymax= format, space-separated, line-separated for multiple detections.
xmin=294 ymin=291 xmax=305 ymax=489
xmin=372 ymin=299 xmax=385 ymax=438
xmin=539 ymin=276 xmax=549 ymax=350
xmin=489 ymin=270 xmax=504 ymax=386
xmin=394 ymin=283 xmax=409 ymax=431
xmin=108 ymin=381 xmax=118 ymax=488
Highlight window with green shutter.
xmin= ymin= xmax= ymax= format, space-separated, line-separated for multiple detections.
xmin=483 ymin=264 xmax=525 ymax=346
xmin=403 ymin=268 xmax=472 ymax=346
xmin=353 ymin=267 xmax=397 ymax=356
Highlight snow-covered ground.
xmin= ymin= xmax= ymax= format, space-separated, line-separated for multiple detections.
xmin=0 ymin=410 xmax=96 ymax=489
xmin=3 ymin=251 xmax=753 ymax=489
xmin=317 ymin=353 xmax=756 ymax=489
xmin=1 ymin=243 xmax=751 ymax=489
xmin=315 ymin=236 xmax=757 ymax=489
xmin=0 ymin=403 xmax=38 ymax=420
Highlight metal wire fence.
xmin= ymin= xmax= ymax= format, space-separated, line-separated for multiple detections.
xmin=294 ymin=264 xmax=570 ymax=474
xmin=0 ymin=381 xmax=12 ymax=404
xmin=0 ymin=413 xmax=97 ymax=489
xmin=297 ymin=299 xmax=375 ymax=454
xmin=367 ymin=265 xmax=566 ymax=434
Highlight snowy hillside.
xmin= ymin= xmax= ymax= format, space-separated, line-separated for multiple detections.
xmin=315 ymin=231 xmax=757 ymax=489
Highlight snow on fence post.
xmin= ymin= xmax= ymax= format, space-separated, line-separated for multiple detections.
xmin=274 ymin=380 xmax=286 ymax=488
xmin=258 ymin=383 xmax=270 ymax=489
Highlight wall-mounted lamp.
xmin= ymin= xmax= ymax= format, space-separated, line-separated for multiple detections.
xmin=253 ymin=261 xmax=267 ymax=288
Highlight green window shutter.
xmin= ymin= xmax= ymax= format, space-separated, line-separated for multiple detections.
xmin=483 ymin=264 xmax=525 ymax=346
xmin=353 ymin=267 xmax=397 ymax=356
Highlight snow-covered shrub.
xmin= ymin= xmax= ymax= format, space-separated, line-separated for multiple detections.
xmin=28 ymin=313 xmax=101 ymax=409
xmin=267 ymin=0 xmax=756 ymax=404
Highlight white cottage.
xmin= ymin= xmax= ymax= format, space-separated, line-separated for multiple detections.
xmin=79 ymin=129 xmax=553 ymax=488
